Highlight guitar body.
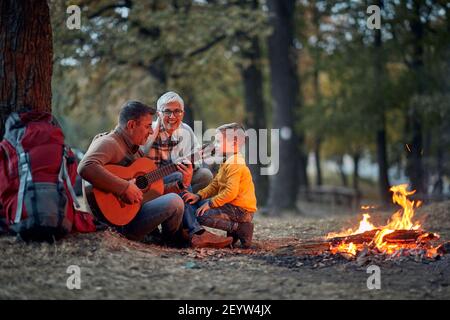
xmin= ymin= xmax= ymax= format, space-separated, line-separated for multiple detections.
xmin=90 ymin=158 xmax=164 ymax=226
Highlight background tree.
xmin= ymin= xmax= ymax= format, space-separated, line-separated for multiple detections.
xmin=372 ymin=0 xmax=391 ymax=205
xmin=235 ymin=0 xmax=269 ymax=205
xmin=266 ymin=0 xmax=306 ymax=213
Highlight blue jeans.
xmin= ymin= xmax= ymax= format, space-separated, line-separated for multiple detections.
xmin=164 ymin=172 xmax=203 ymax=236
xmin=119 ymin=193 xmax=184 ymax=241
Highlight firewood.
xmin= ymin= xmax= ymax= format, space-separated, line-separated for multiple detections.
xmin=330 ymin=230 xmax=380 ymax=245
xmin=294 ymin=230 xmax=442 ymax=256
xmin=384 ymin=230 xmax=429 ymax=243
xmin=329 ymin=229 xmax=432 ymax=245
xmin=295 ymin=241 xmax=330 ymax=252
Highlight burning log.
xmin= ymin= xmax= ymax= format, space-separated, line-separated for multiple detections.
xmin=330 ymin=230 xmax=379 ymax=245
xmin=295 ymin=241 xmax=330 ymax=252
xmin=329 ymin=229 xmax=437 ymax=245
xmin=295 ymin=230 xmax=440 ymax=255
xmin=379 ymin=230 xmax=425 ymax=243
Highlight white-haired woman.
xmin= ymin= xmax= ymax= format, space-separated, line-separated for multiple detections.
xmin=144 ymin=92 xmax=230 ymax=248
xmin=144 ymin=91 xmax=213 ymax=193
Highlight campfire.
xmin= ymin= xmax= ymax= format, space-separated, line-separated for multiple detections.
xmin=327 ymin=184 xmax=442 ymax=259
xmin=297 ymin=184 xmax=449 ymax=262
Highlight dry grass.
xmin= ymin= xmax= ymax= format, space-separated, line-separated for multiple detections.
xmin=1 ymin=201 xmax=449 ymax=299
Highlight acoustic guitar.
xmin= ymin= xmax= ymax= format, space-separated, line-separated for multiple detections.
xmin=84 ymin=144 xmax=213 ymax=226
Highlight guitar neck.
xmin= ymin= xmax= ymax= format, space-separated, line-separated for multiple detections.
xmin=143 ymin=143 xmax=213 ymax=185
xmin=145 ymin=163 xmax=178 ymax=184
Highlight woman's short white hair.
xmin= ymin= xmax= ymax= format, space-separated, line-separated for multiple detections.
xmin=157 ymin=91 xmax=184 ymax=111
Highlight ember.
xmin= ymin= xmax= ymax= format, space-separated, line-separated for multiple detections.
xmin=327 ymin=184 xmax=443 ymax=259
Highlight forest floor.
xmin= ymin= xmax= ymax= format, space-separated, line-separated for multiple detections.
xmin=1 ymin=199 xmax=449 ymax=300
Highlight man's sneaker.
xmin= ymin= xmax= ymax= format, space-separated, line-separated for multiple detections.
xmin=191 ymin=230 xmax=233 ymax=249
xmin=234 ymin=222 xmax=254 ymax=248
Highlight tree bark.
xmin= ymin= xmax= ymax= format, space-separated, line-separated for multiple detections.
xmin=312 ymin=4 xmax=322 ymax=188
xmin=241 ymin=33 xmax=269 ymax=205
xmin=373 ymin=1 xmax=391 ymax=205
xmin=267 ymin=0 xmax=303 ymax=212
xmin=405 ymin=0 xmax=425 ymax=195
xmin=0 ymin=0 xmax=53 ymax=138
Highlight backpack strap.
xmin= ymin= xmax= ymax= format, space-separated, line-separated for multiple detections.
xmin=2 ymin=112 xmax=33 ymax=224
xmin=58 ymin=146 xmax=81 ymax=210
xmin=8 ymin=113 xmax=33 ymax=224
xmin=15 ymin=149 xmax=33 ymax=223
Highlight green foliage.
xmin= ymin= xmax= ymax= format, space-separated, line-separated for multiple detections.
xmin=298 ymin=0 xmax=450 ymax=171
xmin=49 ymin=0 xmax=270 ymax=150
xmin=49 ymin=0 xmax=450 ymax=193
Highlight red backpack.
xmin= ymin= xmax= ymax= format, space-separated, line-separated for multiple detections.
xmin=0 ymin=111 xmax=96 ymax=241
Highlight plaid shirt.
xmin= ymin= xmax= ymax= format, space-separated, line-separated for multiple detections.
xmin=147 ymin=124 xmax=180 ymax=167
xmin=145 ymin=121 xmax=201 ymax=169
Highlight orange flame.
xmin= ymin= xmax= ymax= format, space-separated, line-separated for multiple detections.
xmin=326 ymin=213 xmax=376 ymax=238
xmin=373 ymin=229 xmax=394 ymax=252
xmin=331 ymin=242 xmax=357 ymax=256
xmin=386 ymin=184 xmax=421 ymax=230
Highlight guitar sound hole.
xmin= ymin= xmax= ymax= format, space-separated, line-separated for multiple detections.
xmin=135 ymin=176 xmax=148 ymax=189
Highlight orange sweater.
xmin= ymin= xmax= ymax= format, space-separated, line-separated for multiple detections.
xmin=197 ymin=153 xmax=257 ymax=213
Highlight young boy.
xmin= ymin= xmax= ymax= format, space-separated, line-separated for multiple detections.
xmin=182 ymin=123 xmax=257 ymax=248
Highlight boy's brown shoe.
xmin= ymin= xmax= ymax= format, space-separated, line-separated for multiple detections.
xmin=233 ymin=222 xmax=254 ymax=248
xmin=191 ymin=230 xmax=233 ymax=249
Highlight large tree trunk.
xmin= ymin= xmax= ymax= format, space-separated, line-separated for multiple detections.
xmin=241 ymin=33 xmax=269 ymax=205
xmin=438 ymin=8 xmax=450 ymax=195
xmin=266 ymin=0 xmax=303 ymax=213
xmin=0 ymin=0 xmax=53 ymax=138
xmin=406 ymin=0 xmax=425 ymax=195
xmin=373 ymin=1 xmax=391 ymax=205
xmin=312 ymin=0 xmax=323 ymax=188
xmin=431 ymin=11 xmax=450 ymax=195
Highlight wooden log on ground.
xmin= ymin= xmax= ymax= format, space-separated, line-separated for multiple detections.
xmin=296 ymin=241 xmax=330 ymax=250
xmin=330 ymin=229 xmax=432 ymax=245
xmin=295 ymin=239 xmax=333 ymax=254
xmin=385 ymin=230 xmax=438 ymax=243
xmin=294 ymin=230 xmax=439 ymax=255
xmin=330 ymin=230 xmax=379 ymax=245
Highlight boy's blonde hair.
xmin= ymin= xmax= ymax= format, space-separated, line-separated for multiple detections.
xmin=216 ymin=122 xmax=246 ymax=147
